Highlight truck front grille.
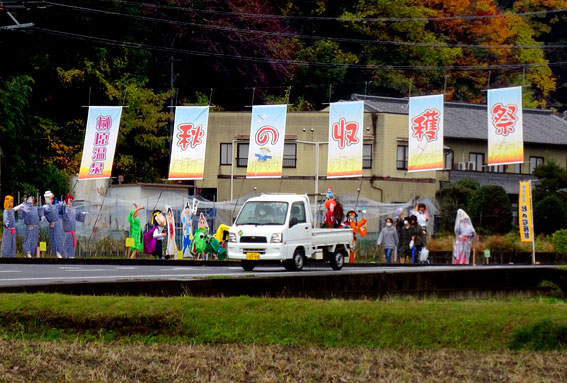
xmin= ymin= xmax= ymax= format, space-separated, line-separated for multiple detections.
xmin=240 ymin=236 xmax=267 ymax=243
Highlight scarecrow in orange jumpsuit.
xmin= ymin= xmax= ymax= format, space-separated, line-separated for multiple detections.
xmin=345 ymin=210 xmax=367 ymax=263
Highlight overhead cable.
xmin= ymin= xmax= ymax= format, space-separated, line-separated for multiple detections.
xmin=45 ymin=2 xmax=567 ymax=50
xmin=26 ymin=27 xmax=567 ymax=71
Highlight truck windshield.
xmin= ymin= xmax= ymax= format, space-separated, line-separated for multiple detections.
xmin=235 ymin=201 xmax=289 ymax=225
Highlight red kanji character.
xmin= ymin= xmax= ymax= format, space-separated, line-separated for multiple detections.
xmin=491 ymin=103 xmax=517 ymax=136
xmin=94 ymin=132 xmax=110 ymax=146
xmin=89 ymin=162 xmax=104 ymax=175
xmin=411 ymin=109 xmax=440 ymax=142
xmin=332 ymin=118 xmax=359 ymax=149
xmin=176 ymin=123 xmax=204 ymax=150
xmin=92 ymin=147 xmax=107 ymax=161
xmin=255 ymin=126 xmax=279 ymax=146
xmin=96 ymin=115 xmax=112 ymax=131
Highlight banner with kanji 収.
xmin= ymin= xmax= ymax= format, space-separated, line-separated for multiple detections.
xmin=408 ymin=94 xmax=444 ymax=172
xmin=246 ymin=104 xmax=287 ymax=178
xmin=168 ymin=106 xmax=210 ymax=180
xmin=78 ymin=106 xmax=123 ymax=180
xmin=487 ymin=87 xmax=524 ymax=166
xmin=327 ymin=101 xmax=364 ymax=178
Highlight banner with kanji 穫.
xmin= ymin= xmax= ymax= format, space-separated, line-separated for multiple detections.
xmin=519 ymin=180 xmax=534 ymax=243
xmin=78 ymin=106 xmax=123 ymax=180
xmin=487 ymin=87 xmax=524 ymax=166
xmin=408 ymin=94 xmax=444 ymax=172
xmin=327 ymin=101 xmax=364 ymax=178
xmin=168 ymin=106 xmax=210 ymax=180
xmin=246 ymin=104 xmax=287 ymax=178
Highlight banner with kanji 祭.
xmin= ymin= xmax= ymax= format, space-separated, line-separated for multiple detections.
xmin=168 ymin=106 xmax=210 ymax=180
xmin=519 ymin=180 xmax=534 ymax=243
xmin=78 ymin=106 xmax=123 ymax=180
xmin=327 ymin=101 xmax=364 ymax=178
xmin=487 ymin=86 xmax=524 ymax=166
xmin=408 ymin=94 xmax=444 ymax=172
xmin=246 ymin=104 xmax=287 ymax=178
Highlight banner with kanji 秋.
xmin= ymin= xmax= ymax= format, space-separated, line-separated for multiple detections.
xmin=78 ymin=106 xmax=123 ymax=180
xmin=168 ymin=106 xmax=210 ymax=180
xmin=487 ymin=86 xmax=524 ymax=166
xmin=519 ymin=180 xmax=534 ymax=243
xmin=327 ymin=101 xmax=364 ymax=178
xmin=246 ymin=104 xmax=287 ymax=178
xmin=408 ymin=94 xmax=444 ymax=172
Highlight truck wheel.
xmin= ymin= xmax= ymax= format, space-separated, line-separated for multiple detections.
xmin=241 ymin=260 xmax=256 ymax=271
xmin=330 ymin=249 xmax=346 ymax=270
xmin=285 ymin=248 xmax=304 ymax=271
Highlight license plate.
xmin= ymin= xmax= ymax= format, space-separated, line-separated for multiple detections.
xmin=246 ymin=252 xmax=260 ymax=260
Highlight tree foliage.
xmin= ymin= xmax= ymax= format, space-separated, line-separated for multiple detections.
xmin=468 ymin=185 xmax=513 ymax=234
xmin=435 ymin=178 xmax=480 ymax=232
xmin=534 ymin=195 xmax=567 ymax=235
xmin=0 ymin=0 xmax=566 ymax=195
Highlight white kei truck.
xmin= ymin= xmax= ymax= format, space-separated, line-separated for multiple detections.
xmin=227 ymin=194 xmax=354 ymax=271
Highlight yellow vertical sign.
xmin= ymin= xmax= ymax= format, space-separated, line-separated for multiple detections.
xmin=518 ymin=181 xmax=533 ymax=242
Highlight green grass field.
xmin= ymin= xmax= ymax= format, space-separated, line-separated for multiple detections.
xmin=1 ymin=294 xmax=566 ymax=351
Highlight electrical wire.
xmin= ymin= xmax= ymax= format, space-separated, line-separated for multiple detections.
xmin=44 ymin=2 xmax=567 ymax=50
xmin=25 ymin=27 xmax=567 ymax=71
xmin=88 ymin=0 xmax=567 ymax=23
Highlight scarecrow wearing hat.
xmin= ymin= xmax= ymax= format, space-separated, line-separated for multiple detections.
xmin=42 ymin=190 xmax=64 ymax=258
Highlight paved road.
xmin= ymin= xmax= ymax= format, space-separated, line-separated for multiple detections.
xmin=0 ymin=263 xmax=550 ymax=287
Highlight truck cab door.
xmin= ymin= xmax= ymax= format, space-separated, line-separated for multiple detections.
xmin=287 ymin=201 xmax=311 ymax=255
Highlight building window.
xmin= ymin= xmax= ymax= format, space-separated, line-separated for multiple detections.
xmin=444 ymin=150 xmax=454 ymax=170
xmin=486 ymin=164 xmax=506 ymax=173
xmin=283 ymin=143 xmax=296 ymax=168
xmin=220 ymin=143 xmax=232 ymax=166
xmin=514 ymin=163 xmax=522 ymax=174
xmin=363 ymin=144 xmax=372 ymax=169
xmin=237 ymin=143 xmax=249 ymax=167
xmin=396 ymin=145 xmax=408 ymax=170
xmin=468 ymin=153 xmax=484 ymax=172
xmin=529 ymin=156 xmax=544 ymax=174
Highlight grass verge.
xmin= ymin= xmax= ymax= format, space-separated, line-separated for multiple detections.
xmin=1 ymin=294 xmax=567 ymax=351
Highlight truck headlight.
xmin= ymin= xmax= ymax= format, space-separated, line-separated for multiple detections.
xmin=270 ymin=233 xmax=283 ymax=243
xmin=228 ymin=232 xmax=237 ymax=243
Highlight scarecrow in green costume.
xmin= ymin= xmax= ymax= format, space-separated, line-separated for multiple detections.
xmin=128 ymin=203 xmax=145 ymax=259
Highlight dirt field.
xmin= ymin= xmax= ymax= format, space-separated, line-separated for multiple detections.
xmin=1 ymin=339 xmax=566 ymax=382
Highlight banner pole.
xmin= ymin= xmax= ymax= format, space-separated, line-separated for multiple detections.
xmin=530 ymin=180 xmax=536 ymax=264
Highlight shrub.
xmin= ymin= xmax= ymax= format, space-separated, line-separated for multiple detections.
xmin=509 ymin=319 xmax=567 ymax=351
xmin=534 ymin=195 xmax=567 ymax=235
xmin=553 ymin=229 xmax=567 ymax=255
xmin=468 ymin=185 xmax=512 ymax=234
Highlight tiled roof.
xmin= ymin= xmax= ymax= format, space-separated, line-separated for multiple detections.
xmin=352 ymin=94 xmax=567 ymax=146
xmin=448 ymin=170 xmax=538 ymax=194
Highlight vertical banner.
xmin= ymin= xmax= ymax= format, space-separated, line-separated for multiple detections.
xmin=168 ymin=106 xmax=210 ymax=180
xmin=327 ymin=101 xmax=364 ymax=178
xmin=487 ymin=86 xmax=524 ymax=166
xmin=78 ymin=106 xmax=123 ymax=180
xmin=408 ymin=94 xmax=444 ymax=172
xmin=246 ymin=104 xmax=287 ymax=178
xmin=519 ymin=180 xmax=534 ymax=243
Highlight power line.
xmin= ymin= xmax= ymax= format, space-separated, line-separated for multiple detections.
xmin=89 ymin=0 xmax=567 ymax=23
xmin=25 ymin=27 xmax=567 ymax=71
xmin=45 ymin=2 xmax=567 ymax=50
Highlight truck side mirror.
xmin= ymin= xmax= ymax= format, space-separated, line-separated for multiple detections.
xmin=289 ymin=217 xmax=298 ymax=227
